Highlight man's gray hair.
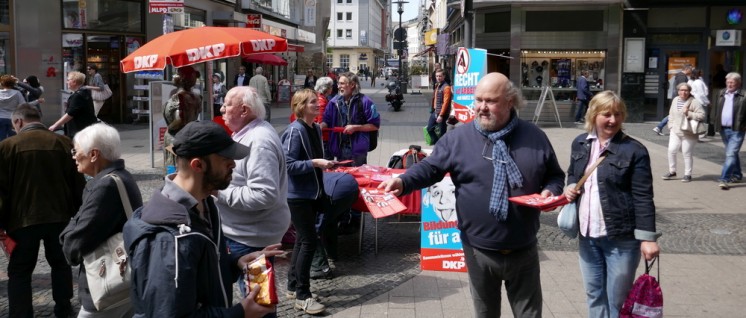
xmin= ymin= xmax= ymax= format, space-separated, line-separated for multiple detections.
xmin=255 ymin=67 xmax=263 ymax=75
xmin=506 ymin=80 xmax=526 ymax=110
xmin=233 ymin=86 xmax=266 ymax=120
xmin=73 ymin=123 xmax=122 ymax=161
xmin=726 ymin=72 xmax=742 ymax=83
xmin=314 ymin=77 xmax=334 ymax=94
xmin=11 ymin=104 xmax=41 ymax=122
xmin=339 ymin=72 xmax=360 ymax=95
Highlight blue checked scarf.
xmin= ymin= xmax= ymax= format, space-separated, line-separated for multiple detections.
xmin=474 ymin=116 xmax=523 ymax=221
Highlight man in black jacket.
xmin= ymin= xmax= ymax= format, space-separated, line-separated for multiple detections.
xmin=123 ymin=121 xmax=282 ymax=317
xmin=0 ymin=105 xmax=85 ymax=317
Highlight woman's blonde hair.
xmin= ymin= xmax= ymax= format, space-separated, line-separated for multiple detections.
xmin=583 ymin=90 xmax=627 ymax=132
xmin=291 ymin=89 xmax=318 ymax=119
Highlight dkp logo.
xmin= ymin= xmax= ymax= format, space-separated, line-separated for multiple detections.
xmin=134 ymin=55 xmax=158 ymax=69
xmin=186 ymin=44 xmax=226 ymax=62
xmin=249 ymin=39 xmax=277 ymax=52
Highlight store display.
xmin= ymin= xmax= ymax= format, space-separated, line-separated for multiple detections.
xmin=521 ymin=50 xmax=606 ymax=101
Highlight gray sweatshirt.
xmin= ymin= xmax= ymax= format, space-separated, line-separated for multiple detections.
xmin=0 ymin=89 xmax=26 ymax=118
xmin=216 ymin=119 xmax=291 ymax=247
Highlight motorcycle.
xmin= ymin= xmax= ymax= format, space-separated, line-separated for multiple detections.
xmin=385 ymin=81 xmax=404 ymax=111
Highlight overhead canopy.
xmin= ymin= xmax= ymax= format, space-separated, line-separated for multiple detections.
xmin=120 ymin=26 xmax=288 ymax=73
xmin=243 ymin=53 xmax=288 ymax=66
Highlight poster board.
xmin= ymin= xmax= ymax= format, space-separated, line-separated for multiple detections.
xmin=531 ymin=86 xmax=562 ymax=128
xmin=452 ymin=47 xmax=487 ymax=124
xmin=623 ymin=38 xmax=645 ymax=73
xmin=420 ymin=177 xmax=466 ymax=272
xmin=666 ymin=57 xmax=696 ymax=99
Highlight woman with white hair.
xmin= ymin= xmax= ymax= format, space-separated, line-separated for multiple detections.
xmin=49 ymin=71 xmax=97 ymax=138
xmin=60 ymin=123 xmax=143 ymax=317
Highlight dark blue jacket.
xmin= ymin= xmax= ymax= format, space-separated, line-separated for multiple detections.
xmin=576 ymin=75 xmax=592 ymax=101
xmin=566 ymin=131 xmax=659 ymax=241
xmin=123 ymin=189 xmax=243 ymax=318
xmin=399 ymin=116 xmax=565 ymax=251
xmin=281 ymin=120 xmax=324 ymax=200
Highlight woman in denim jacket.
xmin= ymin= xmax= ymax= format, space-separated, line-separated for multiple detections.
xmin=563 ymin=91 xmax=661 ymax=318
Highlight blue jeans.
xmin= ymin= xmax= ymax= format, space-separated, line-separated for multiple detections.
xmin=656 ymin=116 xmax=669 ymax=130
xmin=578 ymin=236 xmax=641 ymax=318
xmin=426 ymin=113 xmax=447 ymax=144
xmin=224 ymin=237 xmax=277 ymax=318
xmin=719 ymin=127 xmax=745 ymax=182
xmin=0 ymin=117 xmax=16 ymax=142
xmin=7 ymin=223 xmax=73 ymax=318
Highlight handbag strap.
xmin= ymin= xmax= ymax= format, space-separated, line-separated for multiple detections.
xmin=108 ymin=174 xmax=133 ymax=219
xmin=573 ymin=153 xmax=607 ymax=191
xmin=645 ymin=256 xmax=660 ymax=282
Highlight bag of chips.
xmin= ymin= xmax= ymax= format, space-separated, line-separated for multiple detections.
xmin=244 ymin=254 xmax=278 ymax=305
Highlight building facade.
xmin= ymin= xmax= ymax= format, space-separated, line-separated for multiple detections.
xmin=327 ymin=0 xmax=387 ymax=75
xmin=6 ymin=0 xmax=327 ymax=125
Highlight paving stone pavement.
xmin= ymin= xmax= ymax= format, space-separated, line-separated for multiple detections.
xmin=3 ymin=84 xmax=746 ymax=317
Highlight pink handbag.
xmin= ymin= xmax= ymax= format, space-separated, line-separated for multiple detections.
xmin=620 ymin=257 xmax=663 ymax=318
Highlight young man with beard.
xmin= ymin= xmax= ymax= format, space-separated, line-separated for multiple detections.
xmin=379 ymin=73 xmax=565 ymax=317
xmin=123 ymin=120 xmax=282 ymax=317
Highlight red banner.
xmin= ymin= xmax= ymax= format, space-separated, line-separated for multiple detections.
xmin=247 ymin=14 xmax=262 ymax=29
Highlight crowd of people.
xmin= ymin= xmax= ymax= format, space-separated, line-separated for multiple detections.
xmin=2 ymin=62 xmax=745 ymax=318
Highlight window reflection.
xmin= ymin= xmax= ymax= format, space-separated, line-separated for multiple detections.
xmin=62 ymin=0 xmax=142 ymax=33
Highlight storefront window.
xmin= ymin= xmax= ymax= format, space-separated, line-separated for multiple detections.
xmin=521 ymin=50 xmax=606 ymax=88
xmin=0 ymin=0 xmax=8 ymax=25
xmin=62 ymin=0 xmax=143 ymax=33
xmin=0 ymin=33 xmax=8 ymax=75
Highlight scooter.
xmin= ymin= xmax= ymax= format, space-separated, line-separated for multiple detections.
xmin=385 ymin=81 xmax=404 ymax=111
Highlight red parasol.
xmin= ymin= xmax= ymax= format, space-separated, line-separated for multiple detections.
xmin=243 ymin=53 xmax=288 ymax=66
xmin=120 ymin=26 xmax=288 ymax=73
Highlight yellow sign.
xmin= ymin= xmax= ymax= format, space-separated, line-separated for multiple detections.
xmin=424 ymin=29 xmax=439 ymax=46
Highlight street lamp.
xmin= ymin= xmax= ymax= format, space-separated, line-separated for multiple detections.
xmin=393 ymin=0 xmax=408 ymax=92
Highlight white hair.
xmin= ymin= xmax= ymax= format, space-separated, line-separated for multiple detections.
xmin=73 ymin=123 xmax=121 ymax=161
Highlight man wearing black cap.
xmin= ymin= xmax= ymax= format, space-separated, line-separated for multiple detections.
xmin=123 ymin=120 xmax=282 ymax=318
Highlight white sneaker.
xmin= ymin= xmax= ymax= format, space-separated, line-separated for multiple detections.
xmin=295 ymin=298 xmax=325 ymax=315
xmin=286 ymin=291 xmax=318 ymax=299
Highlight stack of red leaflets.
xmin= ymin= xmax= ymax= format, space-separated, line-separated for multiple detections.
xmin=508 ymin=193 xmax=569 ymax=211
xmin=360 ymin=187 xmax=407 ymax=218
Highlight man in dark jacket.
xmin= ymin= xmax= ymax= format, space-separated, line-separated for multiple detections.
xmin=379 ymin=73 xmax=565 ymax=318
xmin=0 ymin=105 xmax=85 ymax=317
xmin=574 ymin=70 xmax=592 ymax=124
xmin=710 ymin=72 xmax=746 ymax=190
xmin=123 ymin=120 xmax=282 ymax=317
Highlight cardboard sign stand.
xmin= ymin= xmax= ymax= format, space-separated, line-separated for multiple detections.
xmin=531 ymin=86 xmax=562 ymax=128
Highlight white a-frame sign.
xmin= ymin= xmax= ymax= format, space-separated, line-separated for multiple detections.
xmin=531 ymin=86 xmax=562 ymax=128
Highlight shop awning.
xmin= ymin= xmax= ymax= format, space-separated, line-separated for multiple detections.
xmin=288 ymin=44 xmax=305 ymax=52
xmin=243 ymin=53 xmax=288 ymax=66
xmin=414 ymin=46 xmax=435 ymax=58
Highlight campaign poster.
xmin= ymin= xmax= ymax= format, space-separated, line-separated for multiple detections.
xmin=452 ymin=47 xmax=487 ymax=124
xmin=666 ymin=57 xmax=696 ymax=99
xmin=420 ymin=177 xmax=466 ymax=272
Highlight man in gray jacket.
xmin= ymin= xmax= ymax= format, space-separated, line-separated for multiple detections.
xmin=217 ymin=86 xmax=291 ymax=301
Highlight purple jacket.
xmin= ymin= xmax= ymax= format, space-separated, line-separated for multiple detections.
xmin=322 ymin=93 xmax=380 ymax=157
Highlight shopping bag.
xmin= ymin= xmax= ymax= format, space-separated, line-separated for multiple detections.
xmin=690 ymin=119 xmax=706 ymax=135
xmin=423 ymin=126 xmax=433 ymax=145
xmin=557 ymin=201 xmax=578 ymax=238
xmin=620 ymin=257 xmax=663 ymax=318
xmin=91 ymin=84 xmax=113 ymax=101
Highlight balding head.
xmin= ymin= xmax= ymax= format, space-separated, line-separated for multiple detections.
xmin=474 ymin=72 xmax=523 ymax=132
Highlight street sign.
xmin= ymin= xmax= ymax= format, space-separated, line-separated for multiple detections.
xmin=394 ymin=28 xmax=407 ymax=42
xmin=149 ymin=0 xmax=184 ymax=14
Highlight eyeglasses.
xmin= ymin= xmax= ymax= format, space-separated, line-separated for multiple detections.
xmin=71 ymin=148 xmax=78 ymax=156
xmin=482 ymin=142 xmax=507 ymax=163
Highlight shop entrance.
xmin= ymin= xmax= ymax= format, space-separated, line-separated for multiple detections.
xmin=643 ymin=49 xmax=701 ymax=120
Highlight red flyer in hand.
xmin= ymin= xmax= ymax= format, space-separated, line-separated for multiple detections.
xmin=1 ymin=232 xmax=16 ymax=257
xmin=360 ymin=187 xmax=407 ymax=218
xmin=508 ymin=193 xmax=569 ymax=211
